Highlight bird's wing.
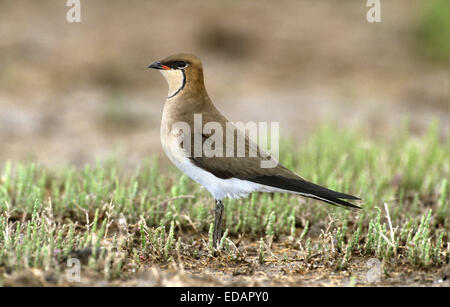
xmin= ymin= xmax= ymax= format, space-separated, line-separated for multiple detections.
xmin=189 ymin=129 xmax=361 ymax=210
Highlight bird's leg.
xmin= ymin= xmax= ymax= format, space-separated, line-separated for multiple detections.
xmin=213 ymin=199 xmax=224 ymax=249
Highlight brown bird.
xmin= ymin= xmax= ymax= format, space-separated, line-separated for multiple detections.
xmin=148 ymin=54 xmax=360 ymax=248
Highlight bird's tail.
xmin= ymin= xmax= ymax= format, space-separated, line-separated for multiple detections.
xmin=250 ymin=175 xmax=361 ymax=210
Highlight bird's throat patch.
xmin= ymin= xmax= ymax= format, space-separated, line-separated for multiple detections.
xmin=160 ymin=69 xmax=186 ymax=99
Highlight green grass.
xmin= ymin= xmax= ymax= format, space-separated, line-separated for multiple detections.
xmin=0 ymin=121 xmax=448 ymax=284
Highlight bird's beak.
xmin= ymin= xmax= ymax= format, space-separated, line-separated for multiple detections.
xmin=148 ymin=62 xmax=170 ymax=70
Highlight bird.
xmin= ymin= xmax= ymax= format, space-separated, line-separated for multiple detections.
xmin=148 ymin=54 xmax=361 ymax=248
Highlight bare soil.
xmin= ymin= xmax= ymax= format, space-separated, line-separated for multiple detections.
xmin=2 ymin=235 xmax=449 ymax=287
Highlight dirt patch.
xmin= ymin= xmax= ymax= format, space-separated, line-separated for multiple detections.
xmin=2 ymin=236 xmax=448 ymax=287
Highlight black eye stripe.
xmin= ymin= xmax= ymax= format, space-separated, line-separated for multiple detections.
xmin=164 ymin=61 xmax=188 ymax=69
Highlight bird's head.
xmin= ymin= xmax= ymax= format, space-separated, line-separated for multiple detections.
xmin=148 ymin=54 xmax=205 ymax=99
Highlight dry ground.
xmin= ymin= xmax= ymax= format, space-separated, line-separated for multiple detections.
xmin=2 ymin=236 xmax=449 ymax=287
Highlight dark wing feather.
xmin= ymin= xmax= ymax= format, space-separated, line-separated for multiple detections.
xmin=190 ymin=156 xmax=361 ymax=210
xmin=248 ymin=175 xmax=361 ymax=210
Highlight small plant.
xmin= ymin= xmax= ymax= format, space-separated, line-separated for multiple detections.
xmin=218 ymin=228 xmax=229 ymax=252
xmin=164 ymin=220 xmax=176 ymax=260
xmin=259 ymin=238 xmax=265 ymax=264
xmin=266 ymin=211 xmax=276 ymax=247
xmin=208 ymin=223 xmax=214 ymax=256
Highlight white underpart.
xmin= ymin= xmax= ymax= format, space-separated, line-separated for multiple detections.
xmin=161 ymin=135 xmax=315 ymax=200
xmin=159 ymin=69 xmax=184 ymax=98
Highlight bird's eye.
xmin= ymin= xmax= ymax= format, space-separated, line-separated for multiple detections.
xmin=175 ymin=61 xmax=188 ymax=69
xmin=163 ymin=61 xmax=189 ymax=70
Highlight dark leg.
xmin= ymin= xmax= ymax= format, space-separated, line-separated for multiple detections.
xmin=213 ymin=199 xmax=224 ymax=248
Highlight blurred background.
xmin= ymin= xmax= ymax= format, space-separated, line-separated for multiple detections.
xmin=0 ymin=0 xmax=448 ymax=166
